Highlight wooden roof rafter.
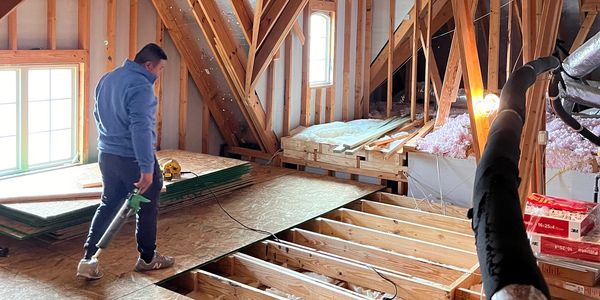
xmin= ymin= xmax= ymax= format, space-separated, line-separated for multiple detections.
xmin=228 ymin=0 xmax=254 ymax=42
xmin=249 ymin=0 xmax=309 ymax=92
xmin=0 ymin=0 xmax=24 ymax=21
xmin=370 ymin=0 xmax=452 ymax=93
xmin=191 ymin=0 xmax=248 ymax=98
xmin=189 ymin=0 xmax=279 ymax=154
xmin=257 ymin=0 xmax=288 ymax=50
xmin=151 ymin=0 xmax=240 ymax=147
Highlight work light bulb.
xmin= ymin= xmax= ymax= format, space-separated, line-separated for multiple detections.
xmin=475 ymin=93 xmax=500 ymax=117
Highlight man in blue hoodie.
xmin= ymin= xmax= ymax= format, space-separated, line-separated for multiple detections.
xmin=76 ymin=44 xmax=173 ymax=280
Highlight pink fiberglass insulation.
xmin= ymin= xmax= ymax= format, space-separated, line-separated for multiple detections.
xmin=416 ymin=114 xmax=473 ymax=158
xmin=546 ymin=115 xmax=600 ymax=172
xmin=415 ymin=113 xmax=600 ymax=172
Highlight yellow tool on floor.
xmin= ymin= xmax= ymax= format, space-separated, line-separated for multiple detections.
xmin=158 ymin=158 xmax=181 ymax=181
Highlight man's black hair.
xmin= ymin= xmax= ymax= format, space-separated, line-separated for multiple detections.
xmin=134 ymin=43 xmax=168 ymax=64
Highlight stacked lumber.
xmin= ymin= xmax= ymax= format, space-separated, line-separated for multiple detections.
xmin=162 ymin=192 xmax=481 ymax=299
xmin=0 ymin=150 xmax=252 ymax=241
xmin=282 ymin=117 xmax=430 ymax=181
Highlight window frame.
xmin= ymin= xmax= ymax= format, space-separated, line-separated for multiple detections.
xmin=0 ymin=64 xmax=79 ymax=177
xmin=309 ymin=10 xmax=335 ymax=88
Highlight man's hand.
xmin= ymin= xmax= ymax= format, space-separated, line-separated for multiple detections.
xmin=134 ymin=172 xmax=153 ymax=194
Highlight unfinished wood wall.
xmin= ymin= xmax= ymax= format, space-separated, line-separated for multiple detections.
xmin=0 ymin=0 xmax=225 ymax=163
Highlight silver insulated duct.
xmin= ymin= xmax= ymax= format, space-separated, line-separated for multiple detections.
xmin=563 ymin=30 xmax=600 ymax=78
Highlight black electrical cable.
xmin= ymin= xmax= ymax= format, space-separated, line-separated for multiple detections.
xmin=181 ymin=171 xmax=281 ymax=242
xmin=366 ymin=264 xmax=398 ymax=300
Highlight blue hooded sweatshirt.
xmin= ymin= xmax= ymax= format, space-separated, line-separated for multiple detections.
xmin=94 ymin=60 xmax=157 ymax=173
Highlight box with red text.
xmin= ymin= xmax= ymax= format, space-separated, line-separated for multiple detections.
xmin=524 ymin=193 xmax=598 ymax=239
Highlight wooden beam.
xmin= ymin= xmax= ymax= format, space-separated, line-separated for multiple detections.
xmin=78 ymin=0 xmax=90 ymax=50
xmin=0 ymin=49 xmax=87 ymax=65
xmin=251 ymin=0 xmax=308 ymax=89
xmin=202 ymin=101 xmax=209 ymax=154
xmin=310 ymin=0 xmax=337 ymax=11
xmin=433 ymin=0 xmax=477 ymax=128
xmin=47 ymin=0 xmax=56 ymax=50
xmin=571 ymin=12 xmax=598 ymax=52
xmin=417 ymin=17 xmax=442 ymax=102
xmin=423 ymin=0 xmax=432 ymax=122
xmin=289 ymin=228 xmax=465 ymax=285
xmin=129 ymin=0 xmax=138 ymax=59
xmin=228 ymin=0 xmax=253 ymax=42
xmin=257 ymin=0 xmax=287 ymax=50
xmin=283 ymin=35 xmax=292 ymax=136
xmin=487 ymin=0 xmax=500 ymax=92
xmin=354 ymin=0 xmax=364 ymax=119
xmin=452 ymin=0 xmax=484 ymax=161
xmin=0 ymin=0 xmax=23 ymax=21
xmin=265 ymin=60 xmax=275 ymax=131
xmin=522 ymin=0 xmax=537 ymax=63
xmin=152 ymin=0 xmax=238 ymax=147
xmin=343 ymin=0 xmax=352 ymax=121
xmin=106 ymin=0 xmax=117 ymax=71
xmin=387 ymin=0 xmax=395 ymax=118
xmin=193 ymin=0 xmax=247 ymax=97
xmin=315 ymin=88 xmax=323 ymax=124
xmin=300 ymin=6 xmax=311 ymax=126
xmin=179 ymin=60 xmax=188 ymax=150
xmin=328 ymin=208 xmax=475 ymax=251
xmin=8 ymin=11 xmax=17 ymax=50
xmin=194 ymin=269 xmax=285 ymax=299
xmin=292 ymin=21 xmax=305 ymax=45
xmin=245 ymin=0 xmax=264 ymax=94
xmin=358 ymin=199 xmax=473 ymax=235
xmin=231 ymin=253 xmax=364 ymax=299
xmin=518 ymin=0 xmax=563 ymax=207
xmin=366 ymin=192 xmax=470 ymax=219
xmin=78 ymin=0 xmax=90 ymax=163
xmin=252 ymin=240 xmax=453 ymax=299
xmin=191 ymin=0 xmax=278 ymax=153
xmin=370 ymin=0 xmax=453 ymax=93
xmin=362 ymin=0 xmax=373 ymax=117
xmin=410 ymin=1 xmax=419 ymax=121
xmin=155 ymin=19 xmax=164 ymax=149
xmin=326 ymin=86 xmax=335 ymax=123
xmin=225 ymin=146 xmax=273 ymax=161
xmin=309 ymin=217 xmax=478 ymax=269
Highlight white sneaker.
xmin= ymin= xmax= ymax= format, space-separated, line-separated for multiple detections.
xmin=76 ymin=258 xmax=103 ymax=280
xmin=133 ymin=252 xmax=174 ymax=272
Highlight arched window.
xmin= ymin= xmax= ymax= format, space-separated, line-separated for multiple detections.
xmin=309 ymin=12 xmax=333 ymax=86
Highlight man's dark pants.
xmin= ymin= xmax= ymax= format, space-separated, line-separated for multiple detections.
xmin=83 ymin=152 xmax=163 ymax=260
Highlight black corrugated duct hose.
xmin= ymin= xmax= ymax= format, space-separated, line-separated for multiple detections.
xmin=471 ymin=56 xmax=559 ymax=299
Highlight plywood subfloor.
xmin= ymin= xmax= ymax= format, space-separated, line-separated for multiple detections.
xmin=0 ymin=164 xmax=381 ymax=299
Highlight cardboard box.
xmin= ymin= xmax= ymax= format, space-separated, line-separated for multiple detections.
xmin=538 ymin=257 xmax=600 ymax=286
xmin=546 ymin=276 xmax=600 ymax=300
xmin=524 ymin=193 xmax=598 ymax=239
xmin=530 ymin=231 xmax=600 ymax=263
xmin=549 ymin=284 xmax=596 ymax=300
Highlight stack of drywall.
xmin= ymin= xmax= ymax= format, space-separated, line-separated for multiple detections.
xmin=0 ymin=150 xmax=252 ymax=241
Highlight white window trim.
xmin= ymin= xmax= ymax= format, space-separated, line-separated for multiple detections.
xmin=0 ymin=65 xmax=79 ymax=177
xmin=309 ymin=11 xmax=334 ymax=87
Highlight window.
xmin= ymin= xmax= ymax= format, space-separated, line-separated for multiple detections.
xmin=309 ymin=12 xmax=334 ymax=86
xmin=0 ymin=66 xmax=78 ymax=176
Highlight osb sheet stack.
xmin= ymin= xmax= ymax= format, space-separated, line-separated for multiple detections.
xmin=282 ymin=118 xmax=429 ymax=181
xmin=0 ymin=150 xmax=252 ymax=240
